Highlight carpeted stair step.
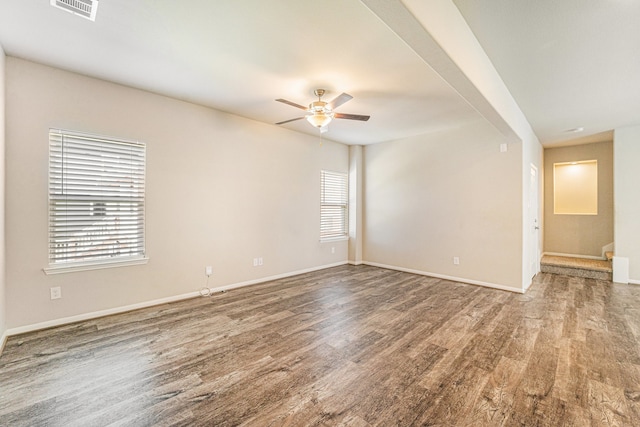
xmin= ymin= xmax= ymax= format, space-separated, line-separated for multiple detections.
xmin=540 ymin=255 xmax=612 ymax=281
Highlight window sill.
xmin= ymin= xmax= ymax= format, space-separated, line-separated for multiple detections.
xmin=43 ymin=257 xmax=149 ymax=275
xmin=320 ymin=236 xmax=349 ymax=243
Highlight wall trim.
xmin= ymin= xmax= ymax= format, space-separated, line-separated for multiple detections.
xmin=202 ymin=261 xmax=349 ymax=294
xmin=363 ymin=261 xmax=524 ymax=294
xmin=0 ymin=331 xmax=8 ymax=355
xmin=601 ymin=242 xmax=615 ymax=258
xmin=5 ymin=290 xmax=200 ymax=337
xmin=613 ymin=256 xmax=630 ymax=284
xmin=629 ymin=279 xmax=640 ymax=285
xmin=524 ymin=277 xmax=534 ymax=292
xmin=542 ymin=251 xmax=605 ymax=260
xmin=3 ymin=261 xmax=349 ymax=340
xmin=0 ymin=260 xmax=525 ymax=356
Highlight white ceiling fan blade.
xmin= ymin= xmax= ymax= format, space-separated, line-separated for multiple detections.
xmin=327 ymin=93 xmax=353 ymax=110
xmin=275 ymin=98 xmax=308 ymax=110
xmin=334 ymin=112 xmax=370 ymax=121
xmin=275 ymin=117 xmax=305 ymax=125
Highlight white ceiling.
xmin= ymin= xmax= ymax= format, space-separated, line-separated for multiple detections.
xmin=0 ymin=0 xmax=638 ymax=147
xmin=453 ymin=0 xmax=640 ymax=147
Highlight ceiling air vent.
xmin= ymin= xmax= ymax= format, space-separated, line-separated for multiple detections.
xmin=50 ymin=0 xmax=99 ymax=21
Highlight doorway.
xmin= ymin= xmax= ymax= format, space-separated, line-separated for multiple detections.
xmin=529 ymin=163 xmax=540 ymax=280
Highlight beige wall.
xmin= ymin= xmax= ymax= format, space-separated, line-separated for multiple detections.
xmin=0 ymin=46 xmax=6 ymax=341
xmin=379 ymin=0 xmax=543 ymax=289
xmin=363 ymin=120 xmax=523 ymax=291
xmin=5 ymin=57 xmax=349 ymax=329
xmin=543 ymin=141 xmax=613 ymax=257
xmin=614 ymin=126 xmax=640 ymax=282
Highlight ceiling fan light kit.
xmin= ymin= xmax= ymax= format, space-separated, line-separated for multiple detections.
xmin=276 ymin=89 xmax=370 ymax=133
xmin=306 ymin=112 xmax=333 ymax=128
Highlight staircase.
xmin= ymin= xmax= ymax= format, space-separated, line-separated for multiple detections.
xmin=540 ymin=255 xmax=612 ymax=281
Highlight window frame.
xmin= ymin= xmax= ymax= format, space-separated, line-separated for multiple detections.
xmin=44 ymin=129 xmax=148 ymax=275
xmin=320 ymin=170 xmax=349 ymax=241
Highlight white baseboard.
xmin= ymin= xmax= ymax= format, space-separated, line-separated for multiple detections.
xmin=203 ymin=261 xmax=349 ymax=294
xmin=5 ymin=290 xmax=201 ymax=337
xmin=363 ymin=261 xmax=524 ymax=294
xmin=613 ymin=256 xmax=630 ymax=284
xmin=4 ymin=261 xmax=349 ymax=339
xmin=629 ymin=279 xmax=640 ymax=285
xmin=524 ymin=278 xmax=534 ymax=291
xmin=0 ymin=330 xmax=8 ymax=355
xmin=348 ymin=260 xmax=364 ymax=266
xmin=1 ymin=260 xmax=521 ymax=353
xmin=542 ymin=252 xmax=605 ymax=260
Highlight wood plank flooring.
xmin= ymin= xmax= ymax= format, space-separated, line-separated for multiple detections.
xmin=1 ymin=265 xmax=640 ymax=426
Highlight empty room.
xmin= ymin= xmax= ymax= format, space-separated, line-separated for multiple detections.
xmin=1 ymin=0 xmax=639 ymax=425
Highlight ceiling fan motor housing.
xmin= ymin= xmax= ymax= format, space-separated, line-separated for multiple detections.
xmin=309 ymin=101 xmax=331 ymax=114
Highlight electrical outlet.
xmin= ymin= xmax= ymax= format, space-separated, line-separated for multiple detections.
xmin=205 ymin=266 xmax=212 ymax=276
xmin=50 ymin=286 xmax=62 ymax=300
xmin=453 ymin=257 xmax=460 ymax=265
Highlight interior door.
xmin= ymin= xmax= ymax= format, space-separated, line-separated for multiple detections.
xmin=529 ymin=164 xmax=540 ymax=278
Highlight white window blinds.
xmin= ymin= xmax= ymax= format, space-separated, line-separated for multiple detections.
xmin=320 ymin=170 xmax=348 ymax=240
xmin=48 ymin=129 xmax=146 ymax=266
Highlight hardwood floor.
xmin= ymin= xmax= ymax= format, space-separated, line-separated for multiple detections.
xmin=1 ymin=265 xmax=640 ymax=426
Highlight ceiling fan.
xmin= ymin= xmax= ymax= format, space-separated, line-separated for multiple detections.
xmin=275 ymin=89 xmax=370 ymax=133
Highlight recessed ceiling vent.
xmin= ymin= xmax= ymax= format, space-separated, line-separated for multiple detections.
xmin=50 ymin=0 xmax=99 ymax=21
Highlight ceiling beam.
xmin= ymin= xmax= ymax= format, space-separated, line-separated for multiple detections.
xmin=361 ymin=0 xmax=526 ymax=144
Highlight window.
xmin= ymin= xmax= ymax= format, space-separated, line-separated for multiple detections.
xmin=320 ymin=170 xmax=348 ymax=240
xmin=46 ymin=129 xmax=147 ymax=273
